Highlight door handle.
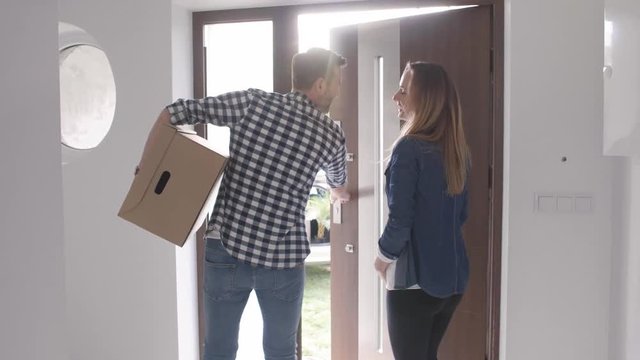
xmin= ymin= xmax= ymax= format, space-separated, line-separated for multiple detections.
xmin=345 ymin=244 xmax=354 ymax=253
xmin=332 ymin=202 xmax=342 ymax=224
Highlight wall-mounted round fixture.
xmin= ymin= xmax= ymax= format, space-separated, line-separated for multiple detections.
xmin=59 ymin=22 xmax=116 ymax=164
xmin=603 ymin=65 xmax=613 ymax=79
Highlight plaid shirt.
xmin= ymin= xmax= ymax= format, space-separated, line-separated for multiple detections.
xmin=167 ymin=89 xmax=346 ymax=268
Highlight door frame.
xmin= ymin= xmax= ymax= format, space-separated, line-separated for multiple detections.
xmin=191 ymin=1 xmax=504 ymax=358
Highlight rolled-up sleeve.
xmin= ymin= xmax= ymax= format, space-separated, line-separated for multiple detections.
xmin=325 ymin=128 xmax=347 ymax=188
xmin=378 ymin=138 xmax=419 ymax=260
xmin=166 ymin=89 xmax=255 ymax=127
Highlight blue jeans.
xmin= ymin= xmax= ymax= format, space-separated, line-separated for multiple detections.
xmin=202 ymin=238 xmax=305 ymax=360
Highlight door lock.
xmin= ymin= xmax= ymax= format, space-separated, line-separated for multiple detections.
xmin=346 ymin=153 xmax=355 ymax=162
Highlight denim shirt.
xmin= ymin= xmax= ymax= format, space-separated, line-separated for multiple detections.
xmin=378 ymin=137 xmax=469 ymax=298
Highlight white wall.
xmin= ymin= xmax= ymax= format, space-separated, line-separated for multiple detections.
xmin=606 ymin=0 xmax=640 ymax=358
xmin=623 ymin=160 xmax=640 ymax=360
xmin=0 ymin=1 xmax=68 ymax=360
xmin=172 ymin=4 xmax=199 ymax=360
xmin=58 ymin=0 xmax=179 ymax=359
xmin=610 ymin=158 xmax=640 ymax=360
xmin=503 ymin=0 xmax=614 ymax=359
xmin=173 ymin=4 xmax=194 ymax=100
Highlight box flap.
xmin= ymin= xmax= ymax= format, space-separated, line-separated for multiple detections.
xmin=181 ymin=131 xmax=218 ymax=150
xmin=118 ymin=124 xmax=177 ymax=215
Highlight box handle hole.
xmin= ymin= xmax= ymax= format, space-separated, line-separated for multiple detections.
xmin=154 ymin=171 xmax=171 ymax=194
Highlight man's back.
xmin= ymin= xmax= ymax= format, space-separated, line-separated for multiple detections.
xmin=168 ymin=88 xmax=346 ymax=268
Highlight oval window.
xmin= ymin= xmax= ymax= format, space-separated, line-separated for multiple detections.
xmin=59 ymin=23 xmax=116 ymax=154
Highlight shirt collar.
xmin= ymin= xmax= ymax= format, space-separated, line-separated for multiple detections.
xmin=288 ymin=91 xmax=326 ymax=119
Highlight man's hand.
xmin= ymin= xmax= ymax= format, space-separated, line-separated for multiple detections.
xmin=374 ymin=256 xmax=390 ymax=281
xmin=330 ymin=186 xmax=351 ymax=204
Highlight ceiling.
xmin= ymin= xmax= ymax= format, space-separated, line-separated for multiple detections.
xmin=173 ymin=0 xmax=368 ymax=12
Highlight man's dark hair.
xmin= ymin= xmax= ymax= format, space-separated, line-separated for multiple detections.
xmin=291 ymin=47 xmax=347 ymax=90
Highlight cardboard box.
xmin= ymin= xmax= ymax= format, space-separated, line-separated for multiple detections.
xmin=118 ymin=124 xmax=227 ymax=246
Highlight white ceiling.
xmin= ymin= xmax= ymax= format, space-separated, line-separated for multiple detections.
xmin=173 ymin=0 xmax=368 ymax=12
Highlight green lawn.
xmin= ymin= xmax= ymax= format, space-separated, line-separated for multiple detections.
xmin=302 ymin=264 xmax=331 ymax=360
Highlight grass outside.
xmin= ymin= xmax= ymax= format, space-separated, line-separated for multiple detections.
xmin=302 ymin=264 xmax=331 ymax=360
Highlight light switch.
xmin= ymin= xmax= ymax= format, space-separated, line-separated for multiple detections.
xmin=557 ymin=196 xmax=574 ymax=212
xmin=575 ymin=196 xmax=593 ymax=213
xmin=535 ymin=192 xmax=595 ymax=214
xmin=537 ymin=195 xmax=556 ymax=213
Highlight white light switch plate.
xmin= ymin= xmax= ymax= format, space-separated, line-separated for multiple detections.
xmin=535 ymin=193 xmax=594 ymax=214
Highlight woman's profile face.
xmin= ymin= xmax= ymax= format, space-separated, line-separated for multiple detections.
xmin=392 ymin=69 xmax=416 ymax=120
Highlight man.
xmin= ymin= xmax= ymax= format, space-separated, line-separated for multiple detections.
xmin=137 ymin=47 xmax=350 ymax=360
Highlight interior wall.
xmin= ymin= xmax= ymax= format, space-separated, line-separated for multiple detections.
xmin=171 ymin=4 xmax=199 ymax=360
xmin=173 ymin=4 xmax=194 ymax=100
xmin=623 ymin=159 xmax=640 ymax=360
xmin=58 ymin=0 xmax=179 ymax=359
xmin=503 ymin=0 xmax=613 ymax=359
xmin=609 ymin=158 xmax=640 ymax=360
xmin=0 ymin=1 xmax=68 ymax=359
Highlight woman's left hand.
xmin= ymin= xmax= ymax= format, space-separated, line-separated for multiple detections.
xmin=374 ymin=257 xmax=390 ymax=281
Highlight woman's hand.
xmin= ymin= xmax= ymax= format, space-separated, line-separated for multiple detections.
xmin=374 ymin=256 xmax=390 ymax=281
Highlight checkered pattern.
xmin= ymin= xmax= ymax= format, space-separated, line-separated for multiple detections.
xmin=167 ymin=89 xmax=346 ymax=268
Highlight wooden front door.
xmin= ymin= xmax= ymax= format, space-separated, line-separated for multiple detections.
xmin=329 ymin=5 xmax=497 ymax=359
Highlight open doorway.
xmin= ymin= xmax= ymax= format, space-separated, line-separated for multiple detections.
xmin=192 ymin=2 xmax=503 ymax=359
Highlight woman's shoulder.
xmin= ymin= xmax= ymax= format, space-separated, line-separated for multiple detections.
xmin=394 ymin=136 xmax=440 ymax=156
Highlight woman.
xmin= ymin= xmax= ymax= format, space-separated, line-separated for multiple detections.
xmin=374 ymin=62 xmax=471 ymax=360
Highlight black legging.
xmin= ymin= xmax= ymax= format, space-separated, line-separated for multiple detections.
xmin=387 ymin=289 xmax=463 ymax=360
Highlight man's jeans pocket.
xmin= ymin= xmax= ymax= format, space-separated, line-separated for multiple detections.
xmin=204 ymin=239 xmax=237 ymax=301
xmin=272 ymin=265 xmax=305 ymax=302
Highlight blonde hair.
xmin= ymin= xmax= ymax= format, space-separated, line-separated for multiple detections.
xmin=394 ymin=62 xmax=470 ymax=195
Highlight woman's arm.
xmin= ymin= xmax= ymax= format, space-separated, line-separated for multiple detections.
xmin=377 ymin=138 xmax=419 ymax=260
